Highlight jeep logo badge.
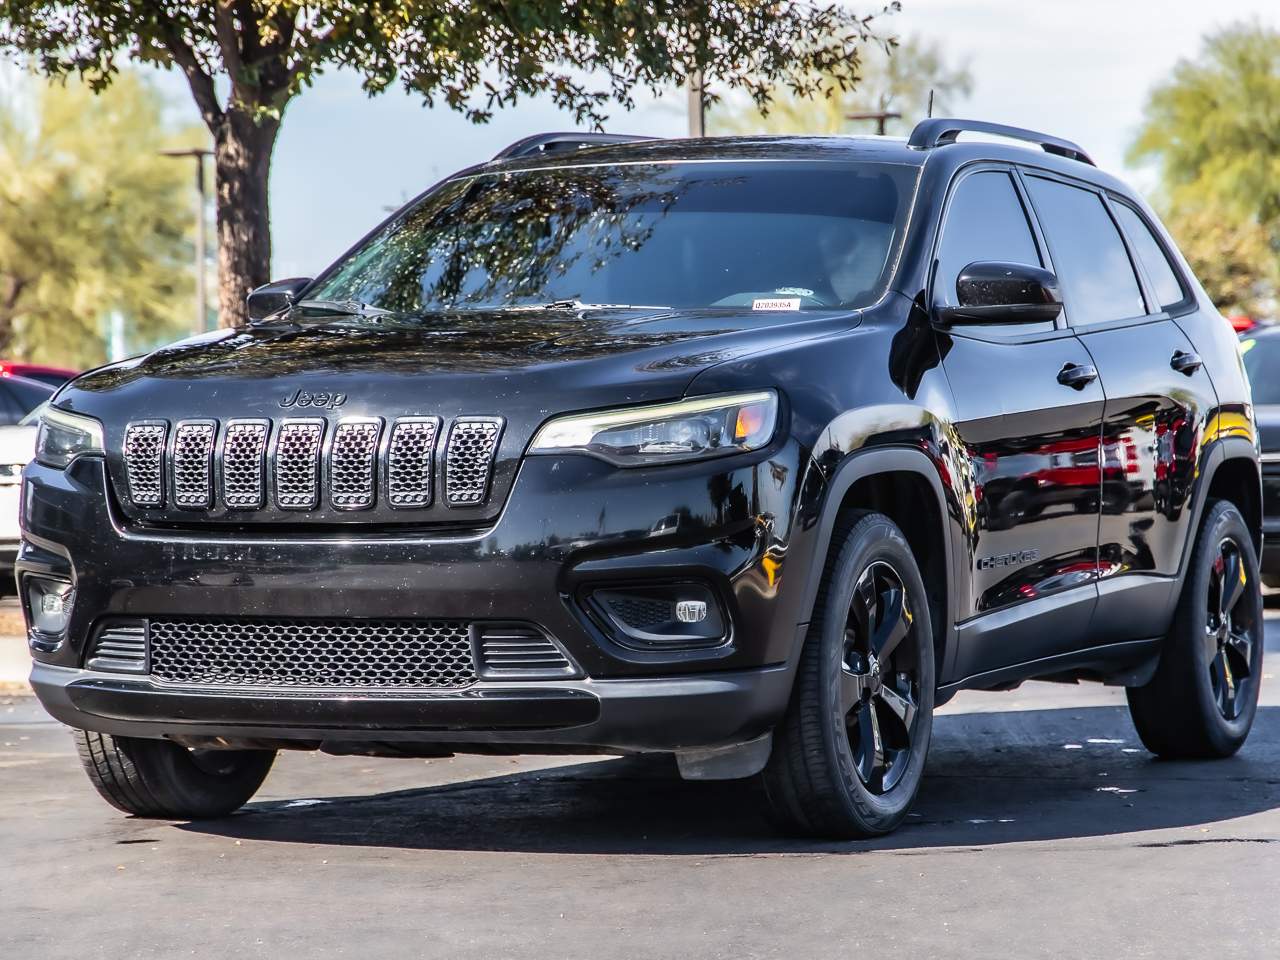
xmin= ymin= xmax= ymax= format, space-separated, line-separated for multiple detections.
xmin=279 ymin=388 xmax=347 ymax=410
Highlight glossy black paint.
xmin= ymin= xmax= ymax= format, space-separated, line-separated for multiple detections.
xmin=20 ymin=132 xmax=1260 ymax=754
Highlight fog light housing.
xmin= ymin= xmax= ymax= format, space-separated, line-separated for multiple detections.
xmin=26 ymin=577 xmax=74 ymax=636
xmin=588 ymin=583 xmax=727 ymax=650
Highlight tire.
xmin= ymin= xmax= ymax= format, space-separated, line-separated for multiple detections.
xmin=1126 ymin=499 xmax=1264 ymax=759
xmin=74 ymin=729 xmax=276 ymax=818
xmin=760 ymin=510 xmax=935 ymax=838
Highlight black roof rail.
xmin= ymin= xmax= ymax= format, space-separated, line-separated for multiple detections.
xmin=492 ymin=132 xmax=655 ymax=161
xmin=907 ymin=118 xmax=1094 ymax=166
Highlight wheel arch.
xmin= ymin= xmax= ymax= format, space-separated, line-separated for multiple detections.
xmin=798 ymin=446 xmax=963 ymax=688
xmin=1183 ymin=438 xmax=1262 ymax=578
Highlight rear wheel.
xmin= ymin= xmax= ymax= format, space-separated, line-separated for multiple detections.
xmin=761 ymin=511 xmax=934 ymax=838
xmin=74 ymin=729 xmax=276 ymax=818
xmin=1127 ymin=500 xmax=1264 ymax=758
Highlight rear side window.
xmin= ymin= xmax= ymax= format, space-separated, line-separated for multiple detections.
xmin=935 ymin=171 xmax=1041 ymax=306
xmin=1025 ymin=177 xmax=1145 ymax=324
xmin=1112 ymin=203 xmax=1187 ymax=310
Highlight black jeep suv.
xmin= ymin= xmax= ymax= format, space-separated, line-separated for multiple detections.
xmin=21 ymin=120 xmax=1263 ymax=838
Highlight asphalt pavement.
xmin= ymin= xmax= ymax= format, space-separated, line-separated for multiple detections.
xmin=2 ymin=608 xmax=1279 ymax=959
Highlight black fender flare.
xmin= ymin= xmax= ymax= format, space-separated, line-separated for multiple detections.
xmin=795 ymin=445 xmax=964 ymax=684
xmin=1174 ymin=436 xmax=1262 ymax=588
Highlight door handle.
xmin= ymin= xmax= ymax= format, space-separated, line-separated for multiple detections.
xmin=1057 ymin=362 xmax=1098 ymax=390
xmin=1171 ymin=350 xmax=1203 ymax=376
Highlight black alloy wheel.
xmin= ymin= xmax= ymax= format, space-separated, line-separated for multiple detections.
xmin=761 ymin=510 xmax=935 ymax=838
xmin=1127 ymin=499 xmax=1264 ymax=759
xmin=1204 ymin=537 xmax=1257 ymax=721
xmin=840 ymin=561 xmax=922 ymax=794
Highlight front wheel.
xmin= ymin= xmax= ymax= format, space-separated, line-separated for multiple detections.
xmin=74 ymin=729 xmax=276 ymax=818
xmin=760 ymin=511 xmax=935 ymax=838
xmin=1127 ymin=499 xmax=1264 ymax=759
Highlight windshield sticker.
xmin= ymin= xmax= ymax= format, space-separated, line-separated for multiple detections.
xmin=753 ymin=297 xmax=802 ymax=311
xmin=774 ymin=287 xmax=814 ymax=297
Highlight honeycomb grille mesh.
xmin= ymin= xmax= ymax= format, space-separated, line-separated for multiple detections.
xmin=387 ymin=418 xmax=439 ymax=508
xmin=330 ymin=419 xmax=381 ymax=509
xmin=148 ymin=617 xmax=477 ymax=689
xmin=222 ymin=420 xmax=269 ymax=509
xmin=446 ymin=417 xmax=503 ymax=506
xmin=172 ymin=421 xmax=216 ymax=509
xmin=123 ymin=422 xmax=166 ymax=507
xmin=274 ymin=420 xmax=324 ymax=509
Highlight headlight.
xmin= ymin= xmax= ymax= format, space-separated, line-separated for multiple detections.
xmin=529 ymin=390 xmax=778 ymax=466
xmin=35 ymin=407 xmax=104 ymax=469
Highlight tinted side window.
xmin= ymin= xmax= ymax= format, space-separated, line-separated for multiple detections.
xmin=1113 ymin=203 xmax=1187 ymax=310
xmin=935 ymin=171 xmax=1041 ymax=306
xmin=1025 ymin=177 xmax=1145 ymax=324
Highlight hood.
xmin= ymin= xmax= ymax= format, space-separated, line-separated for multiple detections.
xmin=59 ymin=307 xmax=854 ymax=527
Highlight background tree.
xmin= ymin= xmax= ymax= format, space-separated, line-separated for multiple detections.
xmin=709 ymin=35 xmax=971 ymax=136
xmin=0 ymin=69 xmax=194 ymax=366
xmin=1129 ymin=21 xmax=1280 ymax=316
xmin=0 ymin=1 xmax=899 ymax=327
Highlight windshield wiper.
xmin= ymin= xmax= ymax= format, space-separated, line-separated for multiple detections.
xmin=289 ymin=298 xmax=403 ymax=320
xmin=503 ymin=299 xmax=671 ymax=311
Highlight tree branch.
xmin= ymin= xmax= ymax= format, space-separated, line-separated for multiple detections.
xmin=153 ymin=19 xmax=223 ymax=129
xmin=214 ymin=1 xmax=246 ymax=104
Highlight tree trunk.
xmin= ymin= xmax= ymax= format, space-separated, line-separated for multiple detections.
xmin=213 ymin=109 xmax=280 ymax=328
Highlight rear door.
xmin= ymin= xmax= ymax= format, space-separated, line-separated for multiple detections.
xmin=934 ymin=167 xmax=1105 ymax=681
xmin=1020 ymin=173 xmax=1218 ymax=645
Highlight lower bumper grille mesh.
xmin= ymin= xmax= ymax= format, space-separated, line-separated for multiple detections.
xmin=148 ymin=617 xmax=477 ymax=689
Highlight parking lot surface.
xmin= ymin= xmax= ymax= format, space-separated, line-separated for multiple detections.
xmin=3 ymin=611 xmax=1279 ymax=959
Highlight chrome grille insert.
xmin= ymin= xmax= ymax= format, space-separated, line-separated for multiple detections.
xmin=445 ymin=417 xmax=503 ymax=507
xmin=330 ymin=418 xmax=381 ymax=510
xmin=221 ymin=419 xmax=269 ymax=509
xmin=120 ymin=413 xmax=503 ymax=515
xmin=387 ymin=417 xmax=440 ymax=508
xmin=273 ymin=419 xmax=324 ymax=510
xmin=122 ymin=421 xmax=167 ymax=507
xmin=148 ymin=617 xmax=477 ymax=689
xmin=172 ymin=420 xmax=216 ymax=509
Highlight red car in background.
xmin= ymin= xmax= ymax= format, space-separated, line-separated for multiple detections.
xmin=0 ymin=362 xmax=78 ymax=389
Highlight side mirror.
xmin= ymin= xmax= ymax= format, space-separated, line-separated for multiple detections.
xmin=935 ymin=261 xmax=1063 ymax=325
xmin=246 ymin=277 xmax=312 ymax=321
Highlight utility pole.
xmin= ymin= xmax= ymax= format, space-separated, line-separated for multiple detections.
xmin=161 ymin=148 xmax=214 ymax=333
xmin=845 ymin=110 xmax=902 ymax=136
xmin=687 ymin=70 xmax=705 ymax=138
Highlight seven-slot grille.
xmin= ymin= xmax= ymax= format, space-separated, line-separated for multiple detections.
xmin=120 ymin=414 xmax=501 ymax=514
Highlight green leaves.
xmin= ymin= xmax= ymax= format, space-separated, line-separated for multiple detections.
xmin=0 ymin=70 xmax=196 ymax=364
xmin=2 ymin=1 xmax=898 ymax=129
xmin=1130 ymin=21 xmax=1280 ymax=315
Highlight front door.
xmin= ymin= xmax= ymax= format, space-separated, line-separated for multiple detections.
xmin=933 ymin=168 xmax=1105 ymax=681
xmin=1022 ymin=175 xmax=1218 ymax=644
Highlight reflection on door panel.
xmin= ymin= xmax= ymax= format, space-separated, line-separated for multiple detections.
xmin=940 ymin=334 xmax=1105 ymax=617
xmin=1081 ymin=321 xmax=1214 ymax=578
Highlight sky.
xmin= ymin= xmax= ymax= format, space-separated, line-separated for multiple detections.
xmin=157 ymin=0 xmax=1280 ymax=279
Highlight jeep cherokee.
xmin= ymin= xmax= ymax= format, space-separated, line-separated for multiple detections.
xmin=21 ymin=120 xmax=1264 ymax=838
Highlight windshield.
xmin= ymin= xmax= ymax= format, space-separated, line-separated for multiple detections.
xmin=1243 ymin=334 xmax=1280 ymax=404
xmin=307 ymin=160 xmax=918 ymax=315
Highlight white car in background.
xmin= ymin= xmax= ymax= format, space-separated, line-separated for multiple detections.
xmin=0 ymin=379 xmax=57 ymax=593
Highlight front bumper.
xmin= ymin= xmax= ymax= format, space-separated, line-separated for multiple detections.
xmin=19 ymin=447 xmax=823 ymax=751
xmin=30 ymin=660 xmax=793 ymax=752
